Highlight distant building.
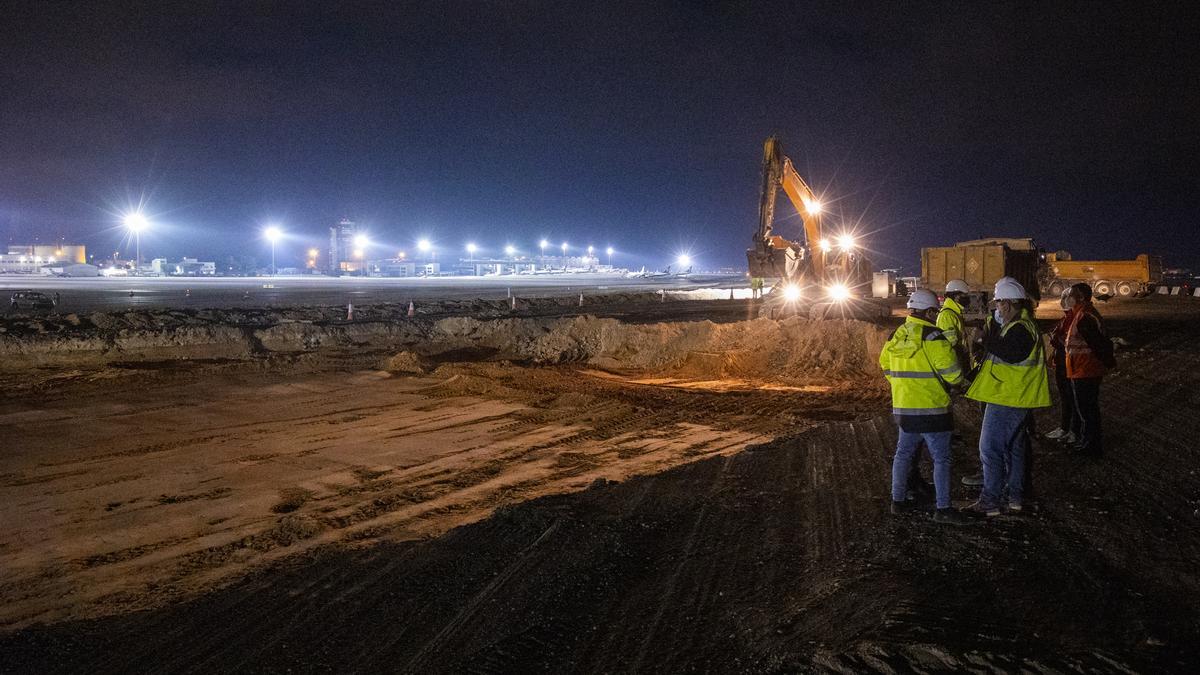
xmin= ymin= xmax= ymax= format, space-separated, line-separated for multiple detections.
xmin=40 ymin=262 xmax=100 ymax=277
xmin=7 ymin=243 xmax=87 ymax=264
xmin=151 ymin=257 xmax=217 ymax=276
xmin=329 ymin=218 xmax=359 ymax=274
xmin=0 ymin=244 xmax=87 ymax=273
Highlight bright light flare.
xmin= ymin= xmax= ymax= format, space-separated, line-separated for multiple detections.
xmin=818 ymin=239 xmax=832 ymax=253
xmin=466 ymin=242 xmax=478 ymax=255
xmin=353 ymin=248 xmax=364 ymax=259
xmin=837 ymin=234 xmax=856 ymax=251
xmin=123 ymin=212 xmax=149 ymax=232
xmin=353 ymin=234 xmax=369 ymax=248
xmin=606 ymin=246 xmax=614 ymax=256
xmin=827 ymin=284 xmax=851 ymax=302
xmin=561 ymin=241 xmax=568 ymax=253
xmin=782 ymin=284 xmax=802 ymax=302
xmin=802 ymin=198 xmax=822 ymax=215
xmin=264 ymin=225 xmax=282 ymax=243
xmin=417 ymin=238 xmax=431 ymax=252
xmin=504 ymin=245 xmax=516 ymax=256
xmin=539 ymin=239 xmax=549 ymax=249
xmin=308 ymin=248 xmax=319 ymax=258
xmin=676 ymin=254 xmax=692 ymax=267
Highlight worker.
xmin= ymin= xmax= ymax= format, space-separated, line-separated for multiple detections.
xmin=939 ymin=279 xmax=970 ymax=370
xmin=879 ymin=289 xmax=967 ymax=524
xmin=1063 ymin=282 xmax=1115 ymax=456
xmin=963 ymin=279 xmax=1050 ymax=517
xmin=1045 ymin=288 xmax=1078 ymax=443
xmin=750 ymin=276 xmax=764 ymax=299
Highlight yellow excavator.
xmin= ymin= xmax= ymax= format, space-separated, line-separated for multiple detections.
xmin=746 ymin=136 xmax=881 ymax=318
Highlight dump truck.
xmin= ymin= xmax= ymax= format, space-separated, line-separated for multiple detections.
xmin=1043 ymin=253 xmax=1161 ymax=298
xmin=921 ymin=238 xmax=1042 ymax=318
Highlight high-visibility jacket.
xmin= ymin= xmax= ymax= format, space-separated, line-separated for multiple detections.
xmin=1065 ymin=303 xmax=1108 ymax=379
xmin=879 ymin=316 xmax=963 ymax=416
xmin=936 ymin=296 xmax=967 ymax=352
xmin=966 ymin=309 xmax=1051 ymax=408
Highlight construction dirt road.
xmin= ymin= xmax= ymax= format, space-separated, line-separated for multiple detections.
xmin=2 ymin=293 xmax=1199 ymax=672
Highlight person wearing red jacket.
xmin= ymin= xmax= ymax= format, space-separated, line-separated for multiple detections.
xmin=1046 ymin=289 xmax=1079 ymax=443
xmin=1063 ymin=283 xmax=1116 ymax=457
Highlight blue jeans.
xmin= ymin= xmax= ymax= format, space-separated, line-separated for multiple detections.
xmin=892 ymin=430 xmax=952 ymax=509
xmin=979 ymin=403 xmax=1030 ymax=508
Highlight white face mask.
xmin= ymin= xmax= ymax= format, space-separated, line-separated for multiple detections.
xmin=993 ymin=309 xmax=1005 ymax=325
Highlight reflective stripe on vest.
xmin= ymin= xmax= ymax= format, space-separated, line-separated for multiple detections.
xmin=965 ymin=312 xmax=1052 ymax=408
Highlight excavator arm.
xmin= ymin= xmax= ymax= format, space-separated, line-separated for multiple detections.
xmin=748 ymin=137 xmax=827 ymax=283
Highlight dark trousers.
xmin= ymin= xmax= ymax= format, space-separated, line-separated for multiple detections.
xmin=1055 ymin=363 xmax=1075 ymax=431
xmin=1070 ymin=377 xmax=1103 ymax=456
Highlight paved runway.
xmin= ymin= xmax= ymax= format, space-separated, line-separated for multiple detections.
xmin=0 ymin=274 xmax=745 ymax=313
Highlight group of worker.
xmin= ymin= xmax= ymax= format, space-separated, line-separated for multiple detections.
xmin=879 ymin=276 xmax=1113 ymax=523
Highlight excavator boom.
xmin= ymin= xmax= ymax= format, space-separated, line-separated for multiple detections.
xmin=748 ymin=137 xmax=825 ymax=283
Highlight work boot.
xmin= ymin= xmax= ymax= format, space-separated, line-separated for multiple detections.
xmin=961 ymin=500 xmax=1001 ymax=518
xmin=1007 ymin=502 xmax=1023 ymax=514
xmin=1062 ymin=431 xmax=1078 ymax=444
xmin=961 ymin=473 xmax=984 ymax=487
xmin=1045 ymin=427 xmax=1068 ymax=440
xmin=890 ymin=501 xmax=914 ymax=515
xmin=933 ymin=508 xmax=969 ymax=525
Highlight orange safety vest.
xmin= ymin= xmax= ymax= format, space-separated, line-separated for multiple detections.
xmin=1065 ymin=303 xmax=1107 ymax=379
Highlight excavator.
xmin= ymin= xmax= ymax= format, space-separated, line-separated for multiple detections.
xmin=746 ymin=136 xmax=882 ymax=319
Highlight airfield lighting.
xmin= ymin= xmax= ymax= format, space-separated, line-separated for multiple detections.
xmin=561 ymin=241 xmax=568 ymax=254
xmin=123 ymin=212 xmax=150 ymax=271
xmin=505 ymin=245 xmax=516 ymax=257
xmin=417 ymin=239 xmax=431 ymax=252
xmin=606 ymin=246 xmax=614 ymax=265
xmin=264 ymin=225 xmax=283 ymax=275
xmin=677 ymin=254 xmax=692 ymax=267
xmin=466 ymin=242 xmax=478 ymax=255
xmin=354 ymin=234 xmax=369 ymax=249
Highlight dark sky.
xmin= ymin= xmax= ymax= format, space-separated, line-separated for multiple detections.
xmin=2 ymin=1 xmax=1197 ymax=270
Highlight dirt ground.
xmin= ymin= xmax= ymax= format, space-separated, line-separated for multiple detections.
xmin=2 ymin=295 xmax=1199 ymax=672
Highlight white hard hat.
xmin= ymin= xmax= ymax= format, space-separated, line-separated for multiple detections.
xmin=945 ymin=279 xmax=970 ymax=294
xmin=906 ymin=288 xmax=939 ymax=310
xmin=996 ymin=276 xmax=1018 ymax=287
xmin=994 ymin=279 xmax=1027 ymax=301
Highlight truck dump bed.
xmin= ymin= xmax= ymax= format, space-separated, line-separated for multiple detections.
xmin=921 ymin=243 xmax=1041 ymax=298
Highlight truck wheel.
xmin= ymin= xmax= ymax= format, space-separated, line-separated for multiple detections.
xmin=1093 ymin=280 xmax=1113 ymax=296
xmin=1047 ymin=281 xmax=1066 ymax=297
xmin=1116 ymin=281 xmax=1134 ymax=297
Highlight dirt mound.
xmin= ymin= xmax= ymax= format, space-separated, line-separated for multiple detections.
xmin=421 ymin=315 xmax=890 ymax=384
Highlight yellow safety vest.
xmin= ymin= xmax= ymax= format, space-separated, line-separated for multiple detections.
xmin=879 ymin=316 xmax=963 ymax=415
xmin=936 ymin=296 xmax=966 ymax=351
xmin=966 ymin=310 xmax=1051 ymax=408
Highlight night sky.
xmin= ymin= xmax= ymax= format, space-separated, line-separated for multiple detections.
xmin=2 ymin=2 xmax=1197 ymax=271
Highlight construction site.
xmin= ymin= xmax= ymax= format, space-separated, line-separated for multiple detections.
xmin=0 ymin=282 xmax=1198 ymax=672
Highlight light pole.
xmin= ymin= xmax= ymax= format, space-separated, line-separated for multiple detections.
xmin=466 ymin=242 xmax=477 ymax=256
xmin=264 ymin=225 xmax=282 ymax=275
xmin=123 ymin=212 xmax=148 ymax=273
xmin=606 ymin=246 xmax=614 ymax=266
xmin=539 ymin=239 xmax=548 ymax=269
xmin=354 ymin=234 xmax=369 ymax=276
xmin=308 ymin=248 xmax=319 ymax=272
